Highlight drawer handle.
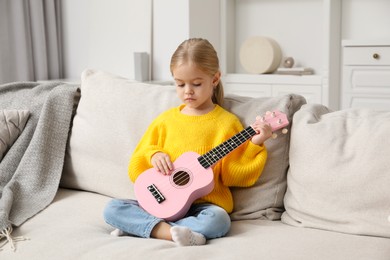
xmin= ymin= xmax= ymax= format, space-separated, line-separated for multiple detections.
xmin=373 ymin=53 xmax=380 ymax=59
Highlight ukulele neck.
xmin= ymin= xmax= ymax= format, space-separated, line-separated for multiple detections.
xmin=197 ymin=126 xmax=256 ymax=169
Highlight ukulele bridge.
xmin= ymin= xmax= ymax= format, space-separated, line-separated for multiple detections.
xmin=147 ymin=184 xmax=166 ymax=204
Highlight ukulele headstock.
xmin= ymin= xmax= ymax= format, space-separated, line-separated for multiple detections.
xmin=256 ymin=110 xmax=289 ymax=139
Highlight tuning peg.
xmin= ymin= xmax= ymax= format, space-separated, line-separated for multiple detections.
xmin=271 ymin=133 xmax=278 ymax=139
xmin=256 ymin=115 xmax=265 ymax=122
xmin=282 ymin=128 xmax=288 ymax=134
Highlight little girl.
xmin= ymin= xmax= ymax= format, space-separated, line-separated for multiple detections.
xmin=103 ymin=38 xmax=272 ymax=246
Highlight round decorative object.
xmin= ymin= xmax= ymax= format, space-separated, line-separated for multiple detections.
xmin=239 ymin=36 xmax=282 ymax=74
xmin=283 ymin=57 xmax=295 ymax=68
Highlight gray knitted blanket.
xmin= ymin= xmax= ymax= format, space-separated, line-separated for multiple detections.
xmin=0 ymin=81 xmax=79 ymax=249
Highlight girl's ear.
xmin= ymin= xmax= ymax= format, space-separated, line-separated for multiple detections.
xmin=213 ymin=71 xmax=221 ymax=86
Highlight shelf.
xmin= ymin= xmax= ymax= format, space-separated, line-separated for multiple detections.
xmin=219 ymin=0 xmax=342 ymax=109
xmin=220 ymin=0 xmax=326 ymax=76
xmin=223 ymin=73 xmax=323 ymax=85
xmin=342 ymin=39 xmax=390 ymax=47
xmin=222 ymin=73 xmax=323 ymax=104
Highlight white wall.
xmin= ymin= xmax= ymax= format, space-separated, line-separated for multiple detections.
xmin=342 ymin=0 xmax=390 ymax=40
xmin=152 ymin=0 xmax=189 ymax=82
xmin=60 ymin=0 xmax=390 ymax=82
xmin=152 ymin=0 xmax=220 ymax=81
xmin=61 ymin=0 xmax=152 ymax=80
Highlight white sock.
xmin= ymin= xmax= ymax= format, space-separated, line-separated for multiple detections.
xmin=110 ymin=228 xmax=126 ymax=236
xmin=170 ymin=226 xmax=206 ymax=246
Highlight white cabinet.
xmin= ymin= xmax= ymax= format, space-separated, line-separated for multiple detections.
xmin=223 ymin=74 xmax=323 ymax=104
xmin=342 ymin=40 xmax=390 ymax=110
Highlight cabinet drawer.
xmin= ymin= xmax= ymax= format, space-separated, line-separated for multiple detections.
xmin=343 ymin=46 xmax=390 ymax=66
xmin=343 ymin=94 xmax=390 ymax=111
xmin=344 ymin=67 xmax=390 ymax=92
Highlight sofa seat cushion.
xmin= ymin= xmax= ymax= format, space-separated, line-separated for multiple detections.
xmin=282 ymin=104 xmax=390 ymax=238
xmin=3 ymin=188 xmax=390 ymax=260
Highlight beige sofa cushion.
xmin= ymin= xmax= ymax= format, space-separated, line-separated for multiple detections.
xmin=226 ymin=94 xmax=306 ymax=220
xmin=282 ymin=104 xmax=390 ymax=238
xmin=61 ymin=69 xmax=306 ymax=220
xmin=0 ymin=109 xmax=30 ymax=161
xmin=61 ymin=70 xmax=180 ymax=198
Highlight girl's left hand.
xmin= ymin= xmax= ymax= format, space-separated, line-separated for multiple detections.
xmin=250 ymin=120 xmax=273 ymax=145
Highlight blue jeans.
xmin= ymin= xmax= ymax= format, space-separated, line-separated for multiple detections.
xmin=103 ymin=199 xmax=231 ymax=239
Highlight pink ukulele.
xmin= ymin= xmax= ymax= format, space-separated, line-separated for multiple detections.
xmin=134 ymin=110 xmax=289 ymax=221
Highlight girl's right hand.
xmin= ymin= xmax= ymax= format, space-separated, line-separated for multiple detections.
xmin=151 ymin=152 xmax=173 ymax=175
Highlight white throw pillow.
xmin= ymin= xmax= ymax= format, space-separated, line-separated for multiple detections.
xmin=61 ymin=70 xmax=180 ymax=198
xmin=282 ymin=104 xmax=390 ymax=238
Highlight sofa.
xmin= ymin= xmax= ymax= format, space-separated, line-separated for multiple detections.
xmin=1 ymin=69 xmax=389 ymax=259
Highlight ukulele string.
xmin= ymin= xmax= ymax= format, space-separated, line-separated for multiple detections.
xmin=149 ymin=112 xmax=284 ymax=195
xmin=161 ymin=126 xmax=255 ymax=191
xmin=162 ymin=110 xmax=286 ymax=192
xmin=149 ymin=159 xmax=201 ymax=195
xmin=150 ymin=127 xmax=256 ymax=195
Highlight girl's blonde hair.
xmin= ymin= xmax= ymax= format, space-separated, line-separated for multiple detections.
xmin=170 ymin=38 xmax=224 ymax=106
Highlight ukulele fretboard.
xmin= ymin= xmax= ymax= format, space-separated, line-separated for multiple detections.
xmin=197 ymin=126 xmax=256 ymax=169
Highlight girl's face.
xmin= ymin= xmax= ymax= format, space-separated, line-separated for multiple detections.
xmin=173 ymin=62 xmax=220 ymax=115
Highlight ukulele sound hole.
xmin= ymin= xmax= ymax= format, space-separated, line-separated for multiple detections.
xmin=172 ymin=170 xmax=191 ymax=187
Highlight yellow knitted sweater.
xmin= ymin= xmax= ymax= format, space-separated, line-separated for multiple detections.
xmin=128 ymin=104 xmax=267 ymax=213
